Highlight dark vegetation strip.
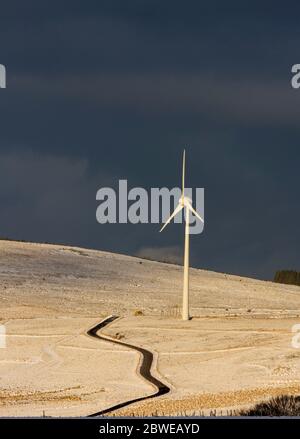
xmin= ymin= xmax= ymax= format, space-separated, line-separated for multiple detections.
xmin=240 ymin=395 xmax=300 ymax=416
xmin=274 ymin=270 xmax=300 ymax=287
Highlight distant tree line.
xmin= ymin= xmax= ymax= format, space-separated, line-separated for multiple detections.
xmin=274 ymin=270 xmax=300 ymax=286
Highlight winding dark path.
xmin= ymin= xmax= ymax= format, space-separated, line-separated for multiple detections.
xmin=87 ymin=315 xmax=170 ymax=416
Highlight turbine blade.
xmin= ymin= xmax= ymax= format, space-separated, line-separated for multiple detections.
xmin=182 ymin=149 xmax=185 ymax=199
xmin=159 ymin=203 xmax=184 ymax=232
xmin=186 ymin=201 xmax=204 ymax=223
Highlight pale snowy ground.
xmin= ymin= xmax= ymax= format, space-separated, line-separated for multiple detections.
xmin=1 ymin=240 xmax=300 ymax=416
xmin=104 ymin=316 xmax=300 ymax=415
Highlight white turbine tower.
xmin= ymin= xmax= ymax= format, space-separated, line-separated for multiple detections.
xmin=160 ymin=150 xmax=204 ymax=321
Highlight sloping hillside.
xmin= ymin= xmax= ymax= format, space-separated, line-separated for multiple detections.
xmin=1 ymin=240 xmax=300 ymax=320
xmin=1 ymin=240 xmax=300 ymax=416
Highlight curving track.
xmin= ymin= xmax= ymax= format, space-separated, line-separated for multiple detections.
xmin=87 ymin=315 xmax=170 ymax=416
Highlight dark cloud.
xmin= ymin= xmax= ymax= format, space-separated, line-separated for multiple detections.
xmin=8 ymin=73 xmax=299 ymax=125
xmin=1 ymin=2 xmax=300 ymax=280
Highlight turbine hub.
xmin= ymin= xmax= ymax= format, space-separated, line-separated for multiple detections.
xmin=181 ymin=195 xmax=192 ymax=206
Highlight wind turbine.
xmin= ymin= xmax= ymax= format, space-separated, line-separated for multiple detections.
xmin=160 ymin=150 xmax=204 ymax=321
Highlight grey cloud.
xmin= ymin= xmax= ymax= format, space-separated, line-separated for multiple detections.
xmin=135 ymin=245 xmax=182 ymax=265
xmin=10 ymin=74 xmax=298 ymax=125
xmin=0 ymin=150 xmax=112 ymax=243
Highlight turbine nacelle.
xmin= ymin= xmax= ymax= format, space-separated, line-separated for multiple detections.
xmin=180 ymin=195 xmax=192 ymax=206
xmin=159 ymin=151 xmax=204 ymax=232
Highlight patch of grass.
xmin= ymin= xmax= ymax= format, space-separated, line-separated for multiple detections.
xmin=240 ymin=395 xmax=300 ymax=416
xmin=133 ymin=309 xmax=144 ymax=316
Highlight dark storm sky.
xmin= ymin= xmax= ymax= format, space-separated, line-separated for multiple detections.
xmin=0 ymin=1 xmax=300 ymax=280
